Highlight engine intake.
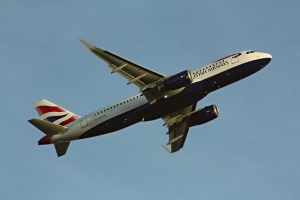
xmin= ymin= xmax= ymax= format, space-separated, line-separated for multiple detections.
xmin=186 ymin=105 xmax=219 ymax=127
xmin=158 ymin=70 xmax=192 ymax=92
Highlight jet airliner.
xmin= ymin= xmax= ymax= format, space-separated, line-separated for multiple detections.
xmin=28 ymin=39 xmax=272 ymax=157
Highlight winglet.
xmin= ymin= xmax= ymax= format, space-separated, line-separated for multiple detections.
xmin=162 ymin=144 xmax=172 ymax=153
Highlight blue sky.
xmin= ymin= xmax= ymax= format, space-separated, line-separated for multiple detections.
xmin=1 ymin=1 xmax=300 ymax=199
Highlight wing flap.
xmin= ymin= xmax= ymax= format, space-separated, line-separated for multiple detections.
xmin=168 ymin=122 xmax=189 ymax=152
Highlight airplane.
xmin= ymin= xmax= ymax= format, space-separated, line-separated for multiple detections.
xmin=28 ymin=39 xmax=272 ymax=157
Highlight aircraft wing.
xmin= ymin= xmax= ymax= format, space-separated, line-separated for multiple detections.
xmin=162 ymin=104 xmax=197 ymax=153
xmin=79 ymin=39 xmax=165 ymax=90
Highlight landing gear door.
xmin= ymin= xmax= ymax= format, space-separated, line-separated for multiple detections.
xmin=80 ymin=116 xmax=88 ymax=128
xmin=231 ymin=53 xmax=240 ymax=64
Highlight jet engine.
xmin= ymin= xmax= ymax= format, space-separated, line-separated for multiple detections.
xmin=186 ymin=105 xmax=219 ymax=127
xmin=158 ymin=70 xmax=192 ymax=92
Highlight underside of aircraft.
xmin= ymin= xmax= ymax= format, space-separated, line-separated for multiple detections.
xmin=29 ymin=39 xmax=272 ymax=157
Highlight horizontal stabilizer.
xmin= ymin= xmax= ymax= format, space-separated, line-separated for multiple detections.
xmin=162 ymin=144 xmax=172 ymax=153
xmin=54 ymin=142 xmax=70 ymax=157
xmin=28 ymin=118 xmax=68 ymax=136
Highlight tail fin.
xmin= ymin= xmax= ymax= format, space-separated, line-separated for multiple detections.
xmin=34 ymin=99 xmax=80 ymax=126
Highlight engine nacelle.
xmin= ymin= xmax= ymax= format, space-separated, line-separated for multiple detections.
xmin=158 ymin=70 xmax=192 ymax=92
xmin=186 ymin=105 xmax=219 ymax=127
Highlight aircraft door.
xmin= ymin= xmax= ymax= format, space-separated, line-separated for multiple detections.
xmin=231 ymin=54 xmax=239 ymax=64
xmin=80 ymin=116 xmax=88 ymax=128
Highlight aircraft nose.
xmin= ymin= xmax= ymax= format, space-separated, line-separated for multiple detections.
xmin=265 ymin=53 xmax=272 ymax=65
xmin=260 ymin=53 xmax=272 ymax=66
xmin=265 ymin=53 xmax=272 ymax=60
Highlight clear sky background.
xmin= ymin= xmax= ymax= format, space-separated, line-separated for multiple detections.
xmin=1 ymin=1 xmax=300 ymax=199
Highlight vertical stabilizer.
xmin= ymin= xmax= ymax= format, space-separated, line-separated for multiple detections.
xmin=34 ymin=99 xmax=80 ymax=126
xmin=54 ymin=142 xmax=70 ymax=157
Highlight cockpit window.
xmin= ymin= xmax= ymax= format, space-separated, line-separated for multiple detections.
xmin=250 ymin=51 xmax=255 ymax=53
xmin=232 ymin=53 xmax=241 ymax=58
xmin=215 ymin=52 xmax=241 ymax=62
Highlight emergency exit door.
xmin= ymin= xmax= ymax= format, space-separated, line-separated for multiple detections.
xmin=80 ymin=116 xmax=88 ymax=128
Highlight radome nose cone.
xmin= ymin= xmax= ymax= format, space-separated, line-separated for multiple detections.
xmin=262 ymin=53 xmax=272 ymax=66
xmin=38 ymin=135 xmax=52 ymax=145
xmin=268 ymin=54 xmax=272 ymax=59
xmin=265 ymin=56 xmax=272 ymax=65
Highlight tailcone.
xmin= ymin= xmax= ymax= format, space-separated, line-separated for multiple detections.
xmin=38 ymin=135 xmax=52 ymax=145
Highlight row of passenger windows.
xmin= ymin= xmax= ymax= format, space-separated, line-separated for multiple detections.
xmin=94 ymin=95 xmax=142 ymax=116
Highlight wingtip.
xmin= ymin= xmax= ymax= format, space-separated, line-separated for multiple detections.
xmin=79 ymin=39 xmax=95 ymax=50
xmin=162 ymin=144 xmax=172 ymax=154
